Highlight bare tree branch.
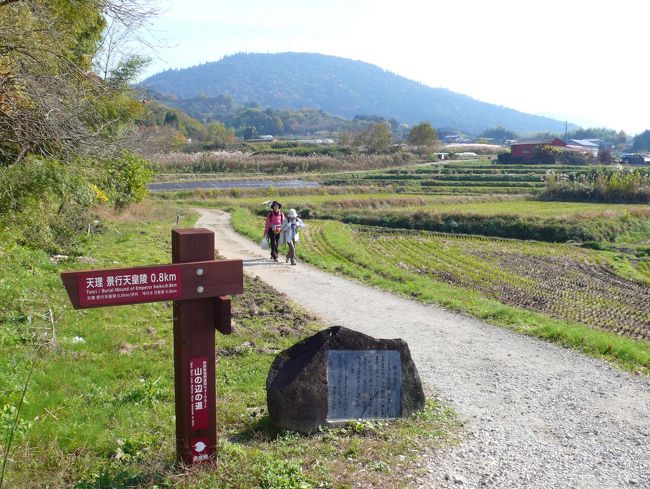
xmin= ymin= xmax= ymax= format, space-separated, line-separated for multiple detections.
xmin=0 ymin=0 xmax=160 ymax=165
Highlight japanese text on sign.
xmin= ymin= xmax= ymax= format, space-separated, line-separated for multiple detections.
xmin=327 ymin=350 xmax=402 ymax=421
xmin=190 ymin=357 xmax=209 ymax=430
xmin=77 ymin=266 xmax=183 ymax=307
xmin=190 ymin=437 xmax=210 ymax=464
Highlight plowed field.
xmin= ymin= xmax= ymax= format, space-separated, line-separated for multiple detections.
xmin=301 ymin=223 xmax=650 ymax=340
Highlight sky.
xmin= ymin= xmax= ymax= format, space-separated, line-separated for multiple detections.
xmin=139 ymin=0 xmax=649 ymax=134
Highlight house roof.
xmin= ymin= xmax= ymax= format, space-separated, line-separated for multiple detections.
xmin=568 ymin=139 xmax=599 ymax=148
xmin=565 ymin=145 xmax=594 ymax=153
xmin=511 ymin=138 xmax=565 ymax=146
xmin=511 ymin=139 xmax=550 ymax=145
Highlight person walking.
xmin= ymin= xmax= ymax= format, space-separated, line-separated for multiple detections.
xmin=263 ymin=201 xmax=285 ymax=261
xmin=282 ymin=208 xmax=305 ymax=265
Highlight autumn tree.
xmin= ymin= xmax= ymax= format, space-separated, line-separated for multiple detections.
xmin=354 ymin=122 xmax=393 ymax=153
xmin=408 ymin=122 xmax=438 ymax=158
xmin=0 ymin=0 xmax=158 ymax=164
xmin=0 ymin=0 xmax=159 ymax=250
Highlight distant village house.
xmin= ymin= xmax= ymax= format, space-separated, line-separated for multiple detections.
xmin=567 ymin=139 xmax=599 ymax=155
xmin=503 ymin=138 xmax=595 ymax=164
xmin=510 ymin=138 xmax=566 ymax=160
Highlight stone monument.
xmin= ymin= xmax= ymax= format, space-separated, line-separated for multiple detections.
xmin=266 ymin=326 xmax=425 ymax=433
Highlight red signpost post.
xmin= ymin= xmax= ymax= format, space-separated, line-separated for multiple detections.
xmin=61 ymin=228 xmax=243 ymax=465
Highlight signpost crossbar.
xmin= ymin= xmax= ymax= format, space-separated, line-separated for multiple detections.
xmin=61 ymin=259 xmax=243 ymax=309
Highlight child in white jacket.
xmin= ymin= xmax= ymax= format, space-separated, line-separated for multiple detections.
xmin=282 ymin=208 xmax=306 ymax=265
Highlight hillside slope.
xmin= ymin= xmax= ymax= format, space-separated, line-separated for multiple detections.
xmin=141 ymin=52 xmax=571 ymax=134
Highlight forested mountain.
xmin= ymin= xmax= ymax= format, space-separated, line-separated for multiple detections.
xmin=152 ymin=94 xmax=405 ymax=137
xmin=141 ymin=52 xmax=572 ymax=135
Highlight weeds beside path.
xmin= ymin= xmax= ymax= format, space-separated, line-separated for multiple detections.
xmin=0 ymin=203 xmax=456 ymax=488
xmin=197 ymin=208 xmax=650 ymax=488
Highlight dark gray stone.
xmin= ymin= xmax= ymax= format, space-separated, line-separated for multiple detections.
xmin=266 ymin=326 xmax=426 ymax=433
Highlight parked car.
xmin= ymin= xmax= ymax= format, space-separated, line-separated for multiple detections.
xmin=620 ymin=154 xmax=648 ymax=165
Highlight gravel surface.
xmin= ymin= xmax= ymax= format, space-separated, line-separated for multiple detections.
xmin=197 ymin=209 xmax=650 ymax=489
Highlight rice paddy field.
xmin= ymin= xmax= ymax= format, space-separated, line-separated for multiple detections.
xmin=301 ymin=222 xmax=650 ymax=341
xmin=320 ymin=163 xmax=582 ymax=193
xmin=172 ymin=158 xmax=650 ymax=372
xmin=229 ymin=210 xmax=650 ymax=372
xmin=188 ymin=187 xmax=650 ymax=244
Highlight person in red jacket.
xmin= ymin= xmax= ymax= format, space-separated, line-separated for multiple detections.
xmin=263 ymin=201 xmax=285 ymax=261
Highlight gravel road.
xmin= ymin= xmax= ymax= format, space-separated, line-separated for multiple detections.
xmin=196 ymin=209 xmax=650 ymax=489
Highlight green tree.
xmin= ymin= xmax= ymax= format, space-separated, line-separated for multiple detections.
xmin=408 ymin=122 xmax=438 ymax=158
xmin=206 ymin=122 xmax=235 ymax=149
xmin=164 ymin=111 xmax=179 ymax=128
xmin=632 ymin=130 xmax=650 ymax=152
xmin=567 ymin=127 xmax=629 ymax=148
xmin=355 ymin=123 xmax=393 ymax=153
xmin=243 ymin=126 xmax=257 ymax=140
xmin=479 ymin=126 xmax=518 ymax=144
xmin=105 ymin=55 xmax=151 ymax=90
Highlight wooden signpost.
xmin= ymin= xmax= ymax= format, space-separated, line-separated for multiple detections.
xmin=61 ymin=228 xmax=243 ymax=465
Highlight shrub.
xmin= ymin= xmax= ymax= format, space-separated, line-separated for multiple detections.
xmin=497 ymin=152 xmax=513 ymax=164
xmin=598 ymin=147 xmax=614 ymax=164
xmin=0 ymin=152 xmax=152 ymax=252
xmin=100 ymin=151 xmax=152 ymax=209
xmin=0 ymin=157 xmax=95 ymax=252
xmin=540 ymin=168 xmax=650 ymax=203
xmin=558 ymin=150 xmax=592 ymax=165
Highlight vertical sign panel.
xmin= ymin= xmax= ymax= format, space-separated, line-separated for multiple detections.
xmin=189 ymin=357 xmax=209 ymax=430
xmin=172 ymin=228 xmax=216 ymax=465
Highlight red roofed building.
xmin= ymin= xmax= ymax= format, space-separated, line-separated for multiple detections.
xmin=510 ymin=138 xmax=566 ymax=160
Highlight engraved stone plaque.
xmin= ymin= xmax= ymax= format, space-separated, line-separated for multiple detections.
xmin=267 ymin=326 xmax=425 ymax=433
xmin=327 ymin=350 xmax=402 ymax=421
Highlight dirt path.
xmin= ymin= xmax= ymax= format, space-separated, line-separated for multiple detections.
xmin=197 ymin=209 xmax=650 ymax=489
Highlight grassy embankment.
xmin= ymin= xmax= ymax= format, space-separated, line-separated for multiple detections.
xmin=193 ymin=191 xmax=650 ymax=244
xmin=0 ymin=202 xmax=458 ymax=488
xmin=229 ymin=208 xmax=650 ymax=376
